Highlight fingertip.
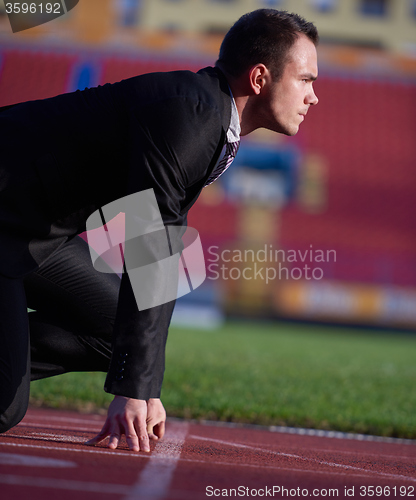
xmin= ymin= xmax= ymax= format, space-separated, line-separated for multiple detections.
xmin=139 ymin=438 xmax=151 ymax=452
xmin=85 ymin=435 xmax=102 ymax=446
xmin=154 ymin=423 xmax=165 ymax=440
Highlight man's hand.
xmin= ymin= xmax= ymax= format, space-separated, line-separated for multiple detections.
xmin=85 ymin=396 xmax=166 ymax=452
xmin=147 ymin=398 xmax=166 ymax=441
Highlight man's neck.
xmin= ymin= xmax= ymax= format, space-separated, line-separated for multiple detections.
xmin=217 ymin=66 xmax=258 ymax=137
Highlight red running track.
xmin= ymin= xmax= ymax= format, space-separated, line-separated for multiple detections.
xmin=0 ymin=408 xmax=415 ymax=499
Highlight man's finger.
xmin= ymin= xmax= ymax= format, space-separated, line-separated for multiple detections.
xmin=152 ymin=420 xmax=165 ymax=440
xmin=155 ymin=420 xmax=165 ymax=439
xmin=136 ymin=419 xmax=150 ymax=452
xmin=108 ymin=432 xmax=121 ymax=450
xmin=85 ymin=434 xmax=105 ymax=446
xmin=125 ymin=420 xmax=140 ymax=452
xmin=85 ymin=420 xmax=110 ymax=446
xmin=108 ymin=421 xmax=122 ymax=450
xmin=147 ymin=422 xmax=158 ymax=440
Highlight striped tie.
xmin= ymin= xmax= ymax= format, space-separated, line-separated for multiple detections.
xmin=204 ymin=140 xmax=240 ymax=187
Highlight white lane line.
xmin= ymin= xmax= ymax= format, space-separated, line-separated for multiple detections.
xmin=0 ymin=445 xmax=409 ymax=487
xmin=197 ymin=419 xmax=416 ymax=445
xmin=283 ymin=446 xmax=416 ymax=461
xmin=22 ymin=414 xmax=416 ymax=445
xmin=0 ymin=437 xmax=382 ymax=478
xmin=189 ymin=435 xmax=416 ymax=484
xmin=0 ymin=452 xmax=77 ymax=468
xmin=10 ymin=425 xmax=416 ymax=461
xmin=124 ymin=421 xmax=188 ymax=500
xmin=180 ymin=457 xmax=400 ymax=479
xmin=2 ymin=431 xmax=414 ymax=486
xmin=0 ymin=441 xmax=151 ymax=459
xmin=216 ymin=439 xmax=416 ymax=461
xmin=15 ymin=422 xmax=103 ymax=432
xmin=0 ymin=473 xmax=130 ymax=495
xmin=266 ymin=425 xmax=416 ymax=445
xmin=0 ymin=437 xmax=397 ymax=479
xmin=9 ymin=432 xmax=88 ymax=444
xmin=21 ymin=415 xmax=105 ymax=426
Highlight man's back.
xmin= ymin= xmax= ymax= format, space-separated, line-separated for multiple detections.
xmin=0 ymin=66 xmax=232 ymax=277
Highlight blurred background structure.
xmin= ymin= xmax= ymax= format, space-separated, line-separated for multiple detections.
xmin=1 ymin=0 xmax=416 ymax=330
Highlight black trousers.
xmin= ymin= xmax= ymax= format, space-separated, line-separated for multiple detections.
xmin=0 ymin=236 xmax=121 ymax=433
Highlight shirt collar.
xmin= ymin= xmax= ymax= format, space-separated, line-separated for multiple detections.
xmin=226 ymin=88 xmax=241 ymax=143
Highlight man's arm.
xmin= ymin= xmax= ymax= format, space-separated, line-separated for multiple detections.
xmin=105 ymin=273 xmax=175 ymax=400
xmin=87 ymin=95 xmax=224 ymax=451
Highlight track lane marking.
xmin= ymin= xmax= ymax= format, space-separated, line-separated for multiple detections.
xmin=3 ymin=435 xmax=416 ymax=479
xmin=22 ymin=412 xmax=416 ymax=445
xmin=2 ymin=429 xmax=414 ymax=487
xmin=0 ymin=441 xmax=150 ymax=458
xmin=1 ymin=439 xmax=414 ymax=486
xmin=3 ymin=433 xmax=98 ymax=445
xmin=12 ymin=420 xmax=416 ymax=460
xmin=0 ymin=448 xmax=410 ymax=484
xmin=283 ymin=447 xmax=416 ymax=460
xmin=188 ymin=435 xmax=416 ymax=483
xmin=0 ymin=474 xmax=201 ymax=500
xmin=124 ymin=420 xmax=188 ymax=500
xmin=20 ymin=415 xmax=105 ymax=426
xmin=201 ymin=438 xmax=416 ymax=461
xmin=15 ymin=422 xmax=103 ymax=432
xmin=0 ymin=473 xmax=130 ymax=495
xmin=0 ymin=452 xmax=77 ymax=468
xmin=13 ymin=432 xmax=89 ymax=443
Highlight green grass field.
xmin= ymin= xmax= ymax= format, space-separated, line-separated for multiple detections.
xmin=29 ymin=320 xmax=416 ymax=439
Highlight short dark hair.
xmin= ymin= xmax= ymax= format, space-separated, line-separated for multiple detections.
xmin=216 ymin=9 xmax=319 ymax=81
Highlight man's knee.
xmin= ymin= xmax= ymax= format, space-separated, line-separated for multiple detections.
xmin=0 ymin=402 xmax=28 ymax=433
xmin=0 ymin=381 xmax=30 ymax=433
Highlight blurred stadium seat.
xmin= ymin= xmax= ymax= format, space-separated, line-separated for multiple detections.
xmin=0 ymin=49 xmax=76 ymax=105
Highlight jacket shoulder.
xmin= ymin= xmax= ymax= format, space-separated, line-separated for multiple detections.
xmin=111 ymin=66 xmax=230 ymax=115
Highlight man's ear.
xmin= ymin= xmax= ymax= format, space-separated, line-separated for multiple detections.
xmin=248 ymin=64 xmax=269 ymax=95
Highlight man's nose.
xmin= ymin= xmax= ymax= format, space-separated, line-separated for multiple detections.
xmin=308 ymin=86 xmax=318 ymax=106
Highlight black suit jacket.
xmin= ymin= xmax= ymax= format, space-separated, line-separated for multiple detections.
xmin=0 ymin=66 xmax=232 ymax=399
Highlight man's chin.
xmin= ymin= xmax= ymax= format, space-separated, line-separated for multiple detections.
xmin=263 ymin=124 xmax=299 ymax=136
xmin=276 ymin=121 xmax=300 ymax=136
xmin=281 ymin=126 xmax=299 ymax=137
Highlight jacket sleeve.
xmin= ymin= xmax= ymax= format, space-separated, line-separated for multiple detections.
xmin=104 ymin=96 xmax=223 ymax=400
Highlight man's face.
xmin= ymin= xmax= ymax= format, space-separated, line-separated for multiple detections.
xmin=257 ymin=34 xmax=319 ymax=136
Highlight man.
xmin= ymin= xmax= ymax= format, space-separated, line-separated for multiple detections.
xmin=0 ymin=9 xmax=318 ymax=451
